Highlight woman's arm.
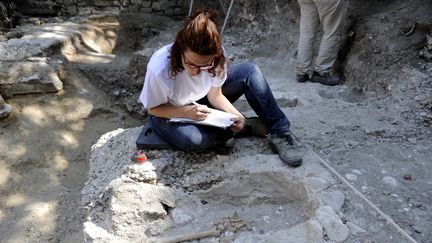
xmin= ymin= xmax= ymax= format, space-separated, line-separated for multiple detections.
xmin=149 ymin=102 xmax=210 ymax=121
xmin=207 ymin=86 xmax=245 ymax=132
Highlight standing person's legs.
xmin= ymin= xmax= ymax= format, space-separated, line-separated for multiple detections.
xmin=296 ymin=0 xmax=320 ymax=78
xmin=221 ymin=62 xmax=291 ymax=135
xmin=314 ymin=0 xmax=348 ymax=73
xmin=150 ymin=116 xmax=232 ymax=152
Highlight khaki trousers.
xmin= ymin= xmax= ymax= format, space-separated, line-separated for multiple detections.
xmin=296 ymin=0 xmax=348 ymax=75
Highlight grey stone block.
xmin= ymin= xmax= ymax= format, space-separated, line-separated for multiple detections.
xmin=142 ymin=1 xmax=151 ymax=8
xmin=0 ymin=61 xmax=63 ymax=96
xmin=131 ymin=0 xmax=143 ymax=5
xmin=66 ymin=6 xmax=78 ymax=15
xmin=0 ymin=95 xmax=5 ymax=107
xmin=94 ymin=0 xmax=112 ymax=6
xmin=0 ymin=103 xmax=12 ymax=119
xmin=141 ymin=7 xmax=152 ymax=13
xmin=151 ymin=1 xmax=161 ymax=10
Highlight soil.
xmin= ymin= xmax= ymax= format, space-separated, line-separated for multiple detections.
xmin=1 ymin=0 xmax=431 ymax=242
xmin=0 ymin=64 xmax=142 ymax=242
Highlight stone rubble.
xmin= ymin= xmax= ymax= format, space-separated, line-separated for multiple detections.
xmin=82 ymin=127 xmax=353 ymax=242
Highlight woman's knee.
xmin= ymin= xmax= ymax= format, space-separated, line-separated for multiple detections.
xmin=242 ymin=62 xmax=260 ymax=75
xmin=179 ymin=135 xmax=205 ymax=151
xmin=240 ymin=62 xmax=268 ymax=91
xmin=175 ymin=126 xmax=210 ymax=152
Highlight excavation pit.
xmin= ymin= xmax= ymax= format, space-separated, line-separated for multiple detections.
xmin=157 ymin=163 xmax=315 ymax=241
xmin=82 ymin=128 xmax=345 ymax=242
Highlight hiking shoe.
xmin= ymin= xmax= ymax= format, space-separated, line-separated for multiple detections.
xmin=235 ymin=117 xmax=268 ymax=138
xmin=215 ymin=137 xmax=235 ymax=154
xmin=296 ymin=73 xmax=309 ymax=83
xmin=310 ymin=71 xmax=341 ymax=86
xmin=269 ymin=132 xmax=303 ymax=167
xmin=224 ymin=137 xmax=235 ymax=148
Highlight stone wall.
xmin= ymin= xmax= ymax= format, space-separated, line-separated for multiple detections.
xmin=14 ymin=0 xmax=188 ymax=19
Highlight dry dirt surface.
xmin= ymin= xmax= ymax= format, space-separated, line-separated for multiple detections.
xmin=1 ymin=0 xmax=432 ymax=242
xmin=0 ymin=64 xmax=142 ymax=242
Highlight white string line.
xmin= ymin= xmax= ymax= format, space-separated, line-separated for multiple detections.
xmin=308 ymin=150 xmax=418 ymax=243
xmin=188 ymin=0 xmax=194 ymax=16
xmin=221 ymin=0 xmax=234 ymax=35
xmin=187 ymin=0 xmax=234 ymax=35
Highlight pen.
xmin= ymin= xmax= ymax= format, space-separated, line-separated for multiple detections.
xmin=191 ymin=101 xmax=211 ymax=113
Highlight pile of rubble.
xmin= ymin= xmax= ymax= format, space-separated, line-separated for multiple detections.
xmin=81 ymin=128 xmax=367 ymax=242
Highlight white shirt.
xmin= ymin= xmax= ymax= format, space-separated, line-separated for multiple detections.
xmin=139 ymin=44 xmax=226 ymax=109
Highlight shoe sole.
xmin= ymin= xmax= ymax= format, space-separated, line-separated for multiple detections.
xmin=296 ymin=75 xmax=309 ymax=83
xmin=310 ymin=78 xmax=341 ymax=86
xmin=310 ymin=80 xmax=340 ymax=86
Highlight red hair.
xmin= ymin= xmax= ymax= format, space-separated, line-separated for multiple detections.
xmin=169 ymin=9 xmax=226 ymax=78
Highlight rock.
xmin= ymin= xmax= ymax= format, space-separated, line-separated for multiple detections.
xmin=83 ymin=221 xmax=124 ymax=243
xmin=0 ymin=95 xmax=4 ymax=106
xmin=0 ymin=96 xmax=12 ymax=119
xmin=382 ymin=176 xmax=398 ymax=187
xmin=352 ymin=169 xmax=362 ymax=175
xmin=0 ymin=103 xmax=12 ymax=119
xmin=0 ymin=61 xmax=63 ymax=95
xmin=316 ymin=206 xmax=350 ymax=242
xmin=265 ymin=220 xmax=324 ymax=243
xmin=319 ymin=190 xmax=345 ymax=213
xmin=409 ymin=224 xmax=422 ymax=233
xmin=419 ymin=34 xmax=432 ymax=60
xmin=346 ymin=222 xmax=366 ymax=235
xmin=304 ymin=177 xmax=330 ymax=191
xmin=107 ymin=179 xmax=176 ymax=239
xmin=345 ymin=174 xmax=357 ymax=181
xmin=171 ymin=208 xmax=193 ymax=225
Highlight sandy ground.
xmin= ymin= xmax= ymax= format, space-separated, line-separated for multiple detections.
xmin=0 ymin=64 xmax=142 ymax=242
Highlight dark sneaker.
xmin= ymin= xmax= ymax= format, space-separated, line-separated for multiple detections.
xmin=296 ymin=73 xmax=309 ymax=83
xmin=235 ymin=117 xmax=268 ymax=138
xmin=269 ymin=132 xmax=303 ymax=167
xmin=310 ymin=71 xmax=341 ymax=86
xmin=224 ymin=137 xmax=235 ymax=148
xmin=215 ymin=137 xmax=235 ymax=154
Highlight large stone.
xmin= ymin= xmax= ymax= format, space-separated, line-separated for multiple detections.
xmin=0 ymin=106 xmax=12 ymax=120
xmin=319 ymin=190 xmax=345 ymax=213
xmin=105 ymin=179 xmax=176 ymax=240
xmin=93 ymin=0 xmax=112 ymax=6
xmin=0 ymin=60 xmax=63 ymax=96
xmin=0 ymin=96 xmax=12 ymax=119
xmin=0 ymin=95 xmax=5 ymax=107
xmin=266 ymin=220 xmax=324 ymax=243
xmin=316 ymin=206 xmax=350 ymax=242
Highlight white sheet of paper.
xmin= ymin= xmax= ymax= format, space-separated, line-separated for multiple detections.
xmin=169 ymin=108 xmax=238 ymax=128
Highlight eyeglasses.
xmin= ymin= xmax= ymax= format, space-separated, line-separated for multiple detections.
xmin=182 ymin=54 xmax=215 ymax=70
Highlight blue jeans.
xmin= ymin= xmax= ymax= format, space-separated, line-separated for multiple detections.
xmin=150 ymin=62 xmax=291 ymax=152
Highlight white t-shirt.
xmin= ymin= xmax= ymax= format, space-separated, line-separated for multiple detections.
xmin=139 ymin=44 xmax=227 ymax=109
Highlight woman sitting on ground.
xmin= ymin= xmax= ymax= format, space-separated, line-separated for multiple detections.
xmin=139 ymin=8 xmax=303 ymax=167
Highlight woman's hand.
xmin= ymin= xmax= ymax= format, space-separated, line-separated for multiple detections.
xmin=230 ymin=115 xmax=246 ymax=133
xmin=185 ymin=104 xmax=210 ymax=121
